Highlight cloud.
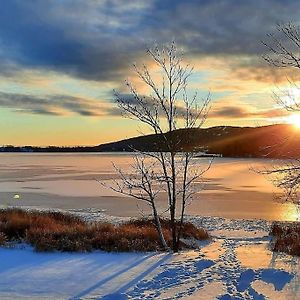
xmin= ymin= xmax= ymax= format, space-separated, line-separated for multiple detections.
xmin=0 ymin=88 xmax=290 ymax=127
xmin=112 ymin=92 xmax=286 ymax=123
xmin=0 ymin=1 xmax=154 ymax=82
xmin=1 ymin=0 xmax=300 ymax=83
xmin=0 ymin=91 xmax=115 ymax=117
xmin=228 ymin=58 xmax=300 ymax=84
xmin=210 ymin=105 xmax=289 ymax=119
xmin=211 ymin=106 xmax=249 ymax=119
xmin=1 ymin=0 xmax=300 ymax=127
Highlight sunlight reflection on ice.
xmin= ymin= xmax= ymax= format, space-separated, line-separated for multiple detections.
xmin=280 ymin=203 xmax=300 ymax=221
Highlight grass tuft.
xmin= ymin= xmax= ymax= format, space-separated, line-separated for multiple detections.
xmin=0 ymin=209 xmax=209 ymax=252
xmin=270 ymin=221 xmax=300 ymax=256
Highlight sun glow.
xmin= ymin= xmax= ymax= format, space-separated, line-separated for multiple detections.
xmin=287 ymin=114 xmax=300 ymax=128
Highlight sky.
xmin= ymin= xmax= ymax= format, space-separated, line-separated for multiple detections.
xmin=0 ymin=0 xmax=300 ymax=146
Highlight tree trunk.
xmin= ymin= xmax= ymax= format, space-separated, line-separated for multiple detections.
xmin=176 ymin=202 xmax=185 ymax=251
xmin=170 ymin=151 xmax=178 ymax=252
xmin=152 ymin=202 xmax=169 ymax=250
xmin=176 ymin=154 xmax=189 ymax=250
xmin=171 ymin=206 xmax=178 ymax=252
xmin=170 ymin=200 xmax=178 ymax=252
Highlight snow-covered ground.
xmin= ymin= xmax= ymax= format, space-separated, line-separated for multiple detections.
xmin=0 ymin=208 xmax=299 ymax=299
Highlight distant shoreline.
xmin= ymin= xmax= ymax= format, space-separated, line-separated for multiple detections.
xmin=1 ymin=124 xmax=299 ymax=159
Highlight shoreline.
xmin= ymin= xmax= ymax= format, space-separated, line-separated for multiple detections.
xmin=0 ymin=204 xmax=272 ymax=230
xmin=0 ymin=191 xmax=297 ymax=222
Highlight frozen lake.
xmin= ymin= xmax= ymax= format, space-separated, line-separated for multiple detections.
xmin=0 ymin=153 xmax=298 ymax=221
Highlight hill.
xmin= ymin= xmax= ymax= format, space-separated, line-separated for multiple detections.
xmin=1 ymin=124 xmax=300 ymax=158
xmin=94 ymin=124 xmax=300 ymax=158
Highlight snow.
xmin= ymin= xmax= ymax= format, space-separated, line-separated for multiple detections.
xmin=0 ymin=211 xmax=299 ymax=299
xmin=0 ymin=246 xmax=168 ymax=299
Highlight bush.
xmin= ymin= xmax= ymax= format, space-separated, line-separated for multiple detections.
xmin=270 ymin=222 xmax=300 ymax=256
xmin=180 ymin=222 xmax=209 ymax=240
xmin=27 ymin=225 xmax=95 ymax=252
xmin=0 ymin=208 xmax=84 ymax=240
xmin=0 ymin=209 xmax=209 ymax=252
xmin=124 ymin=219 xmax=209 ymax=243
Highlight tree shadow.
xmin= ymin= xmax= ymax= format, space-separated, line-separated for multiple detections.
xmin=71 ymin=253 xmax=169 ymax=299
xmin=114 ymin=253 xmax=172 ymax=292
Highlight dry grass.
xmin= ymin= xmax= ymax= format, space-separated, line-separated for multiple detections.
xmin=270 ymin=222 xmax=300 ymax=256
xmin=0 ymin=209 xmax=209 ymax=252
xmin=0 ymin=209 xmax=84 ymax=238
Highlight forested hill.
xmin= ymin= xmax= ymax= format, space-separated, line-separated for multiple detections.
xmin=2 ymin=124 xmax=300 ymax=158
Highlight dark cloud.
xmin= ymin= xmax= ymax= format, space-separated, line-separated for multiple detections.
xmin=0 ymin=91 xmax=112 ymax=116
xmin=0 ymin=0 xmax=300 ymax=82
xmin=0 ymin=89 xmax=289 ymax=122
xmin=211 ymin=105 xmax=289 ymax=119
xmin=156 ymin=0 xmax=298 ymax=55
xmin=15 ymin=108 xmax=61 ymax=116
xmin=0 ymin=1 xmax=150 ymax=81
xmin=211 ymin=106 xmax=249 ymax=118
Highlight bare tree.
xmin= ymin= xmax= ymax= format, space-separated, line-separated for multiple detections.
xmin=113 ymin=42 xmax=211 ymax=251
xmin=109 ymin=155 xmax=169 ymax=249
xmin=262 ymin=22 xmax=300 ymax=212
xmin=263 ymin=23 xmax=300 ymax=71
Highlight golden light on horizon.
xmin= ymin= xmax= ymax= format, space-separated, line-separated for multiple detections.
xmin=287 ymin=113 xmax=300 ymax=129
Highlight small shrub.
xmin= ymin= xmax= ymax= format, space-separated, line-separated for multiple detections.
xmin=270 ymin=222 xmax=300 ymax=256
xmin=118 ymin=219 xmax=209 ymax=251
xmin=180 ymin=222 xmax=209 ymax=240
xmin=0 ymin=209 xmax=31 ymax=239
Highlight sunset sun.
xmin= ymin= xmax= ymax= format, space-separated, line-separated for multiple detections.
xmin=287 ymin=114 xmax=300 ymax=128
